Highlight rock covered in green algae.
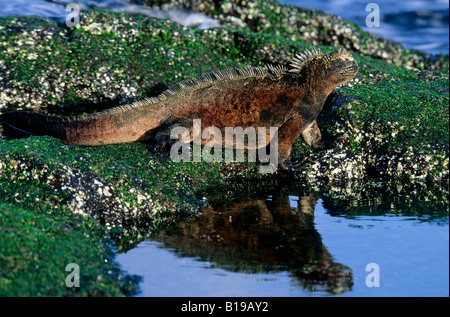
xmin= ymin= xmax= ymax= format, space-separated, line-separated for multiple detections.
xmin=291 ymin=75 xmax=449 ymax=182
xmin=0 ymin=185 xmax=142 ymax=296
xmin=0 ymin=136 xmax=218 ymax=230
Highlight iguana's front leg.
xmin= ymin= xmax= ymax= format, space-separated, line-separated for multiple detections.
xmin=302 ymin=120 xmax=347 ymax=151
xmin=291 ymin=120 xmax=345 ymax=172
xmin=278 ymin=118 xmax=324 ymax=174
xmin=301 ymin=120 xmax=325 ymax=150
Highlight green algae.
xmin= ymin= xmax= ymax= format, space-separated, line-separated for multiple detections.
xmin=289 ymin=75 xmax=449 ymax=181
xmin=343 ymin=79 xmax=449 ymax=152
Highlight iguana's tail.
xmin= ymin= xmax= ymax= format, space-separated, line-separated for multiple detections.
xmin=1 ymin=107 xmax=162 ymax=146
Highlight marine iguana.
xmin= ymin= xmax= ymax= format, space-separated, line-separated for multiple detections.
xmin=1 ymin=47 xmax=358 ymax=170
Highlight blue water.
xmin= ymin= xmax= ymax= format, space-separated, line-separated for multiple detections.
xmin=315 ymin=209 xmax=449 ymax=296
xmin=116 ymin=197 xmax=449 ymax=297
xmin=0 ymin=0 xmax=448 ymax=54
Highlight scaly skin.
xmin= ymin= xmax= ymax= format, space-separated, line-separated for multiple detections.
xmin=1 ymin=47 xmax=358 ymax=169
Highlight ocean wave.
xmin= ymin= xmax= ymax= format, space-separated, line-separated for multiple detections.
xmin=0 ymin=0 xmax=219 ymax=29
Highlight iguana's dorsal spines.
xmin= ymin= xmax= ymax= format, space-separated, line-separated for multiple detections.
xmin=164 ymin=64 xmax=287 ymax=98
xmin=323 ymin=48 xmax=355 ymax=67
xmin=121 ymin=64 xmax=288 ymax=113
xmin=267 ymin=64 xmax=288 ymax=74
xmin=289 ymin=46 xmax=324 ymax=73
xmin=289 ymin=47 xmax=356 ymax=74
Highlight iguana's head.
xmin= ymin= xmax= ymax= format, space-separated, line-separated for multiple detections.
xmin=290 ymin=47 xmax=358 ymax=91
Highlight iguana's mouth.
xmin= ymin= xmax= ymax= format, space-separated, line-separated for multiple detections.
xmin=339 ymin=66 xmax=358 ymax=79
xmin=346 ymin=63 xmax=359 ymax=74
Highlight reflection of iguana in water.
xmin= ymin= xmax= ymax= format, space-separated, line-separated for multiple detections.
xmin=1 ymin=47 xmax=358 ymax=170
xmin=155 ymin=192 xmax=353 ymax=294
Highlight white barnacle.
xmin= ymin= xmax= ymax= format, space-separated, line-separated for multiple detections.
xmin=137 ymin=194 xmax=146 ymax=204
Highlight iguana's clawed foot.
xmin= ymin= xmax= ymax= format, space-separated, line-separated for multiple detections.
xmin=280 ymin=156 xmax=309 ymax=171
xmin=147 ymin=139 xmax=177 ymax=158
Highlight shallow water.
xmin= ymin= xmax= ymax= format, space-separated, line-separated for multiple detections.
xmin=116 ymin=189 xmax=449 ymax=297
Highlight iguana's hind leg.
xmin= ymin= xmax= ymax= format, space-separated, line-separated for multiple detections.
xmin=152 ymin=117 xmax=193 ymax=153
